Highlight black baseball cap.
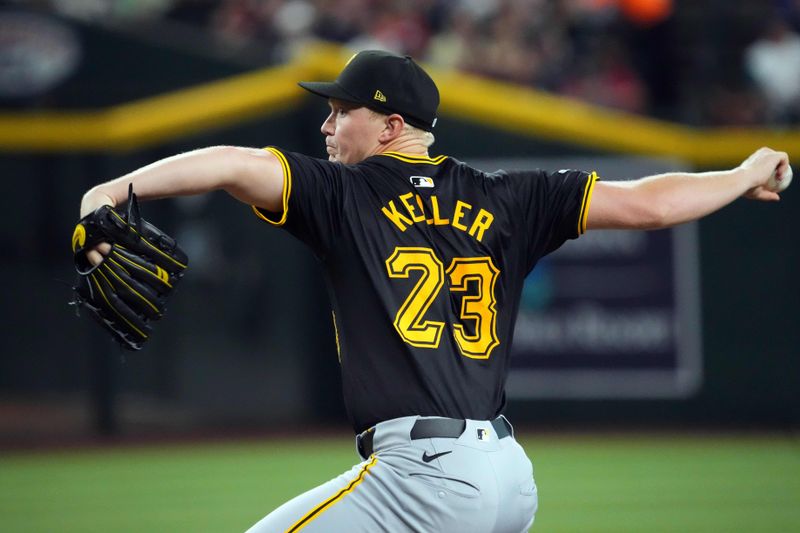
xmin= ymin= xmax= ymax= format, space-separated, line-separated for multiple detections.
xmin=298 ymin=50 xmax=440 ymax=131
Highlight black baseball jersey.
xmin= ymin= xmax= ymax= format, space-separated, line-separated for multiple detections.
xmin=254 ymin=148 xmax=597 ymax=433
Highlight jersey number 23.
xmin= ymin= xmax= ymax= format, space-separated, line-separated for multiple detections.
xmin=385 ymin=246 xmax=500 ymax=359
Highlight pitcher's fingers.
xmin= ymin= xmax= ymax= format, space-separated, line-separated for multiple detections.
xmin=752 ymin=188 xmax=781 ymax=202
xmin=87 ymin=249 xmax=105 ymax=266
xmin=87 ymin=243 xmax=112 ymax=266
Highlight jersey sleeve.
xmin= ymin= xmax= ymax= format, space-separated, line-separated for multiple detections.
xmin=510 ymin=168 xmax=598 ymax=267
xmin=251 ymin=147 xmax=345 ymax=259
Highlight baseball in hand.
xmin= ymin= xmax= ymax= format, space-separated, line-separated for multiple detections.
xmin=767 ymin=164 xmax=792 ymax=192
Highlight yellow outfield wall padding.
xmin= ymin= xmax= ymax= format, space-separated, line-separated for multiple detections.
xmin=1 ymin=42 xmax=799 ymax=165
xmin=104 ymin=63 xmax=309 ymax=150
xmin=0 ymin=63 xmax=311 ymax=152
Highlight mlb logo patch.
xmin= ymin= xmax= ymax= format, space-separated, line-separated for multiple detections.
xmin=410 ymin=176 xmax=434 ymax=188
xmin=477 ymin=428 xmax=490 ymax=441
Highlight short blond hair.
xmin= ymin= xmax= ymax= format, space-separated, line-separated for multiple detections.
xmin=405 ymin=123 xmax=436 ymax=148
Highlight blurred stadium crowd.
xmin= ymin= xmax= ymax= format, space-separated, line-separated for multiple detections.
xmin=11 ymin=0 xmax=800 ymax=125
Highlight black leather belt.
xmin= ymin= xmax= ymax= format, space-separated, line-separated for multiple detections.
xmin=357 ymin=417 xmax=512 ymax=458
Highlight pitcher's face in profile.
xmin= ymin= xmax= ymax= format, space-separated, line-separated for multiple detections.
xmin=321 ymin=99 xmax=385 ymax=164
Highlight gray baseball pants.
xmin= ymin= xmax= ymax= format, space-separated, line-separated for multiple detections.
xmin=245 ymin=415 xmax=538 ymax=532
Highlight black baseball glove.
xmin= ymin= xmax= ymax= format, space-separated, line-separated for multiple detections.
xmin=71 ymin=185 xmax=188 ymax=350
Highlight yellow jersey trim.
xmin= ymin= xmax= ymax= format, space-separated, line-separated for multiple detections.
xmin=252 ymin=147 xmax=292 ymax=226
xmin=286 ymin=455 xmax=377 ymax=532
xmin=332 ymin=310 xmax=342 ymax=363
xmin=578 ymin=171 xmax=598 ymax=235
xmin=379 ymin=152 xmax=448 ymax=165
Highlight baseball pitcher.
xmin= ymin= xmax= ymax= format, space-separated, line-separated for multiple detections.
xmin=76 ymin=50 xmax=791 ymax=532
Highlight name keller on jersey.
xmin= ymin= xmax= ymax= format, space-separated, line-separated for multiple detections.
xmin=381 ymin=191 xmax=495 ymax=242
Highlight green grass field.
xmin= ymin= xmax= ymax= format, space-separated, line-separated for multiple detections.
xmin=1 ymin=434 xmax=798 ymax=532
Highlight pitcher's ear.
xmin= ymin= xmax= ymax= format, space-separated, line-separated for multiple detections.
xmin=379 ymin=114 xmax=406 ymax=142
